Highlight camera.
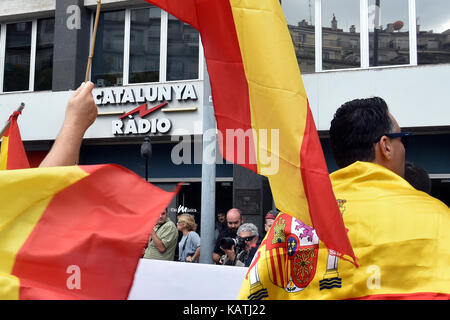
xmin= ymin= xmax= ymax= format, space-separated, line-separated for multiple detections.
xmin=220 ymin=237 xmax=245 ymax=252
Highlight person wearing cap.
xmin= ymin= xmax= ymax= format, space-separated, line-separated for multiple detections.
xmin=261 ymin=209 xmax=278 ymax=240
xmin=264 ymin=210 xmax=278 ymax=233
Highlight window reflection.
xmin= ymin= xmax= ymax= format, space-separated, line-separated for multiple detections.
xmin=322 ymin=0 xmax=360 ymax=70
xmin=369 ymin=0 xmax=409 ymax=67
xmin=92 ymin=11 xmax=125 ymax=87
xmin=4 ymin=22 xmax=32 ymax=92
xmin=166 ymin=14 xmax=199 ymax=81
xmin=282 ymin=0 xmax=315 ymax=74
xmin=35 ymin=18 xmax=54 ymax=91
xmin=416 ymin=0 xmax=450 ymax=65
xmin=129 ymin=7 xmax=161 ymax=84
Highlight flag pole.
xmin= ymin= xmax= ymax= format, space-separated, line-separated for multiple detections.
xmin=85 ymin=0 xmax=102 ymax=82
xmin=0 ymin=103 xmax=25 ymax=139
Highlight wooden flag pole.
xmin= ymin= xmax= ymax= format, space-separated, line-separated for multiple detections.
xmin=0 ymin=103 xmax=25 ymax=139
xmin=85 ymin=0 xmax=102 ymax=82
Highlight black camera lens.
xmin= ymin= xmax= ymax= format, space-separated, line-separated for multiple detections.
xmin=220 ymin=237 xmax=236 ymax=250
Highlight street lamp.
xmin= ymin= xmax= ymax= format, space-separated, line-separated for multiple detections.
xmin=140 ymin=136 xmax=152 ymax=181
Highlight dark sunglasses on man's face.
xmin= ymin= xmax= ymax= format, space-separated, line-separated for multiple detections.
xmin=242 ymin=235 xmax=256 ymax=242
xmin=375 ymin=132 xmax=412 ymax=148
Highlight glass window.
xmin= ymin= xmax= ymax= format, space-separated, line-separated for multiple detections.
xmin=167 ymin=14 xmax=199 ymax=81
xmin=129 ymin=7 xmax=161 ymax=84
xmin=35 ymin=18 xmax=54 ymax=91
xmin=369 ymin=0 xmax=409 ymax=67
xmin=416 ymin=0 xmax=450 ymax=65
xmin=4 ymin=22 xmax=32 ymax=92
xmin=282 ymin=0 xmax=315 ymax=74
xmin=92 ymin=10 xmax=125 ymax=87
xmin=322 ymin=0 xmax=360 ymax=70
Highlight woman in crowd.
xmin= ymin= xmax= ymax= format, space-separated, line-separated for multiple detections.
xmin=176 ymin=214 xmax=201 ymax=263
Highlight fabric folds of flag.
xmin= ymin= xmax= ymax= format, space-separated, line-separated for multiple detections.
xmin=0 ymin=164 xmax=179 ymax=300
xmin=238 ymin=162 xmax=450 ymax=299
xmin=0 ymin=110 xmax=30 ymax=170
xmin=144 ymin=0 xmax=356 ymax=264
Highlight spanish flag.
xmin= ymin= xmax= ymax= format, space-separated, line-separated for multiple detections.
xmin=239 ymin=162 xmax=450 ymax=300
xmin=0 ymin=164 xmax=178 ymax=299
xmin=0 ymin=110 xmax=30 ymax=170
xmin=145 ymin=0 xmax=355 ymax=263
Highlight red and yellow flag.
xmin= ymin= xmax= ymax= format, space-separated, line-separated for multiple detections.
xmin=0 ymin=164 xmax=179 ymax=300
xmin=239 ymin=162 xmax=450 ymax=300
xmin=144 ymin=0 xmax=356 ymax=263
xmin=0 ymin=110 xmax=30 ymax=170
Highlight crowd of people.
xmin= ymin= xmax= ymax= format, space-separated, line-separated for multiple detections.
xmin=141 ymin=206 xmax=277 ymax=267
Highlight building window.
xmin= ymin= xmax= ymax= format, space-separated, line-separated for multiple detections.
xmin=282 ymin=0 xmax=315 ymax=74
xmin=92 ymin=10 xmax=125 ymax=87
xmin=416 ymin=0 xmax=450 ymax=65
xmin=35 ymin=18 xmax=54 ymax=91
xmin=368 ymin=0 xmax=410 ymax=67
xmin=3 ymin=22 xmax=32 ymax=92
xmin=282 ymin=0 xmax=450 ymax=72
xmin=322 ymin=0 xmax=360 ymax=70
xmin=1 ymin=19 xmax=54 ymax=93
xmin=167 ymin=14 xmax=199 ymax=81
xmin=129 ymin=7 xmax=161 ymax=84
xmin=91 ymin=6 xmax=200 ymax=88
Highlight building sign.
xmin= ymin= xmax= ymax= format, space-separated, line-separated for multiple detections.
xmin=112 ymin=102 xmax=172 ymax=135
xmin=93 ymin=83 xmax=199 ymax=136
xmin=93 ymin=83 xmax=198 ymax=105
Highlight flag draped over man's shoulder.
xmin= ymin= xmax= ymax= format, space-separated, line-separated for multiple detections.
xmin=238 ymin=162 xmax=450 ymax=300
xmin=0 ymin=110 xmax=30 ymax=170
xmin=0 ymin=164 xmax=179 ymax=300
xmin=143 ymin=0 xmax=356 ymax=264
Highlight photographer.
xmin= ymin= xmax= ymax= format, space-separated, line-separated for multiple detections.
xmin=220 ymin=223 xmax=260 ymax=267
xmin=212 ymin=208 xmax=243 ymax=264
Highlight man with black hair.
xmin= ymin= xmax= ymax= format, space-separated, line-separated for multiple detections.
xmin=326 ymin=96 xmax=449 ymax=298
xmin=238 ymin=97 xmax=449 ymax=299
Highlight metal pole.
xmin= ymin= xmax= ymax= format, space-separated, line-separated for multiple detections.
xmin=199 ymin=60 xmax=216 ymax=264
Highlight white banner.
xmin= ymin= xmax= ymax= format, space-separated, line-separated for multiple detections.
xmin=128 ymin=259 xmax=248 ymax=300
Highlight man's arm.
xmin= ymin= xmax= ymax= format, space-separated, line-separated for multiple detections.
xmin=39 ymin=82 xmax=98 ymax=167
xmin=150 ymin=230 xmax=167 ymax=253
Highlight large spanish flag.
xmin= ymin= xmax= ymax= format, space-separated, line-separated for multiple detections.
xmin=0 ymin=164 xmax=179 ymax=299
xmin=239 ymin=162 xmax=450 ymax=300
xmin=0 ymin=110 xmax=30 ymax=170
xmin=144 ymin=0 xmax=356 ymax=263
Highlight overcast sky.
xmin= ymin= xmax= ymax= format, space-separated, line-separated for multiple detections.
xmin=281 ymin=0 xmax=450 ymax=33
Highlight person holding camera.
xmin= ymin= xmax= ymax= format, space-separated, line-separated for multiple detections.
xmin=220 ymin=223 xmax=260 ymax=267
xmin=177 ymin=214 xmax=201 ymax=263
xmin=212 ymin=208 xmax=244 ymax=264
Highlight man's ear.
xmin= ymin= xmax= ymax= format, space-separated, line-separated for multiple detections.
xmin=377 ymin=136 xmax=393 ymax=161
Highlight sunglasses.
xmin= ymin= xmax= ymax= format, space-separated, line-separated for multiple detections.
xmin=375 ymin=132 xmax=412 ymax=148
xmin=242 ymin=235 xmax=256 ymax=242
